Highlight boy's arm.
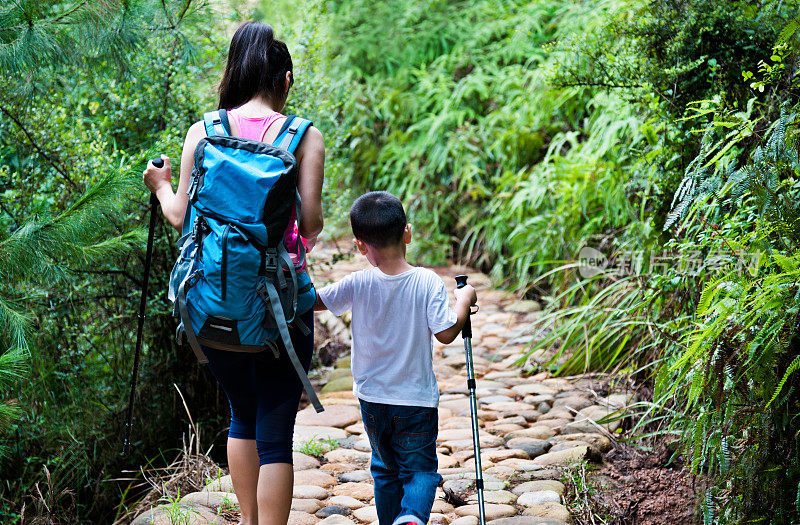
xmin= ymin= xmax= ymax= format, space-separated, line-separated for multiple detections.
xmin=314 ymin=274 xmax=354 ymax=314
xmin=313 ymin=294 xmax=328 ymax=311
xmin=434 ymin=284 xmax=477 ymax=344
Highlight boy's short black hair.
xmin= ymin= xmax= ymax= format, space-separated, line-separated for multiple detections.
xmin=350 ymin=191 xmax=407 ymax=248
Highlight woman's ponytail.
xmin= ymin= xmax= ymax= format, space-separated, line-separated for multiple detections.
xmin=218 ymin=21 xmax=293 ymax=110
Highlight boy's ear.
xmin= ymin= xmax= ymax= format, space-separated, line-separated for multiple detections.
xmin=403 ymin=224 xmax=412 ymax=244
xmin=354 ymin=238 xmax=368 ymax=255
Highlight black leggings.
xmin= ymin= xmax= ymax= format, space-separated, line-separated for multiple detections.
xmin=201 ymin=309 xmax=314 ymax=465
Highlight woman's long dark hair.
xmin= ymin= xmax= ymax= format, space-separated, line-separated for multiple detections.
xmin=218 ymin=21 xmax=293 ymax=110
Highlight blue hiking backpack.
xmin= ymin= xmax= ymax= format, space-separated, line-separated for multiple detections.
xmin=168 ymin=109 xmax=323 ymax=412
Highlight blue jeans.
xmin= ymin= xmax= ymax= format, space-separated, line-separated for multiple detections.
xmin=359 ymin=400 xmax=442 ymax=525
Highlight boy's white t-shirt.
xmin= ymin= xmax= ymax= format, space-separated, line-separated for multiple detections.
xmin=317 ymin=266 xmax=457 ymax=407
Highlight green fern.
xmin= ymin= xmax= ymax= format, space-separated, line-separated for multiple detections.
xmin=796 ymin=480 xmax=800 ymax=513
xmin=768 ymin=355 xmax=800 ymax=407
xmin=705 ymin=488 xmax=716 ymax=524
xmin=721 ymin=435 xmax=731 ymax=474
xmin=776 ymin=15 xmax=800 ymax=46
xmin=664 ymin=128 xmax=714 ymax=230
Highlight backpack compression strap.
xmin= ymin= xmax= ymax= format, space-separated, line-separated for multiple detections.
xmin=273 ymin=116 xmax=313 ymax=153
xmin=177 ymin=272 xmax=209 ymax=364
xmin=257 ymin=245 xmax=324 ymax=413
xmin=203 ymin=109 xmax=231 ymax=137
xmin=269 ymin=116 xmax=319 ymax=409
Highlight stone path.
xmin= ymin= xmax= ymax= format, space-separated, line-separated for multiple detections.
xmin=131 ymin=244 xmax=635 ymax=525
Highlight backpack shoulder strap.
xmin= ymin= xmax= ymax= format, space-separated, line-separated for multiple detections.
xmin=275 ymin=115 xmax=295 ymax=138
xmin=203 ymin=109 xmax=231 ymax=137
xmin=273 ymin=115 xmax=313 ymax=153
xmin=180 ymin=201 xmax=194 ymax=238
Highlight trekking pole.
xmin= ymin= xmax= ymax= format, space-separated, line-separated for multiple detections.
xmin=122 ymin=158 xmax=163 ymax=456
xmin=455 ymin=275 xmax=485 ymax=525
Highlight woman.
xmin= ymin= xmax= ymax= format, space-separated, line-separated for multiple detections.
xmin=143 ymin=22 xmax=324 ymax=525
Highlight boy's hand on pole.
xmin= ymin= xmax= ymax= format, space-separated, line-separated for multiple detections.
xmin=435 ymin=279 xmax=477 ymax=345
xmin=454 ymin=284 xmax=477 ymax=306
xmin=142 ymin=155 xmax=171 ymax=193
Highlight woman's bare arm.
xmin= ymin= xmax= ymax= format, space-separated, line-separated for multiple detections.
xmin=294 ymin=125 xmax=325 ymax=243
xmin=143 ymin=121 xmax=205 ymax=231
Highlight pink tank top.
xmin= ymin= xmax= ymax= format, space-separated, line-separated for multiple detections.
xmin=228 ymin=108 xmax=306 ymax=267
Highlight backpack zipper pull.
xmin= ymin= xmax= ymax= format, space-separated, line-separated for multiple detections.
xmin=232 ymin=225 xmax=248 ymax=241
xmin=187 ymin=169 xmax=201 ymax=201
xmin=221 ymin=224 xmax=231 ymax=301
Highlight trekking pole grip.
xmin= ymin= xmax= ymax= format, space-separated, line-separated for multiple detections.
xmin=455 ymin=275 xmax=473 ymax=339
xmin=148 ymin=158 xmax=164 ymax=207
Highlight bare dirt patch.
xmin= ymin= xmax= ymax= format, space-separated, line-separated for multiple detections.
xmin=593 ymin=445 xmax=701 ymax=524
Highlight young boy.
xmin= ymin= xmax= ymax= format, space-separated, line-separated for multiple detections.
xmin=315 ymin=191 xmax=477 ymax=525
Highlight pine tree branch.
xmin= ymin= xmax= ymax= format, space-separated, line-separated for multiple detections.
xmin=51 ymin=0 xmax=92 ymax=24
xmin=156 ymin=0 xmax=197 ymax=129
xmin=0 ymin=105 xmax=78 ymax=191
xmin=0 ymin=200 xmax=18 ymax=230
xmin=161 ymin=0 xmax=175 ymax=27
xmin=157 ymin=0 xmax=195 ymax=30
xmin=70 ymin=268 xmax=137 ymax=282
xmin=175 ymin=0 xmax=193 ymax=26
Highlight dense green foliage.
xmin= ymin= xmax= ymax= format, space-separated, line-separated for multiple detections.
xmin=0 ymin=1 xmax=234 ymax=521
xmin=326 ymin=0 xmax=645 ymax=273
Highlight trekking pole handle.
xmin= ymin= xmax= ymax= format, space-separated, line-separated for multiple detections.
xmin=455 ymin=275 xmax=473 ymax=339
xmin=148 ymin=158 xmax=164 ymax=206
